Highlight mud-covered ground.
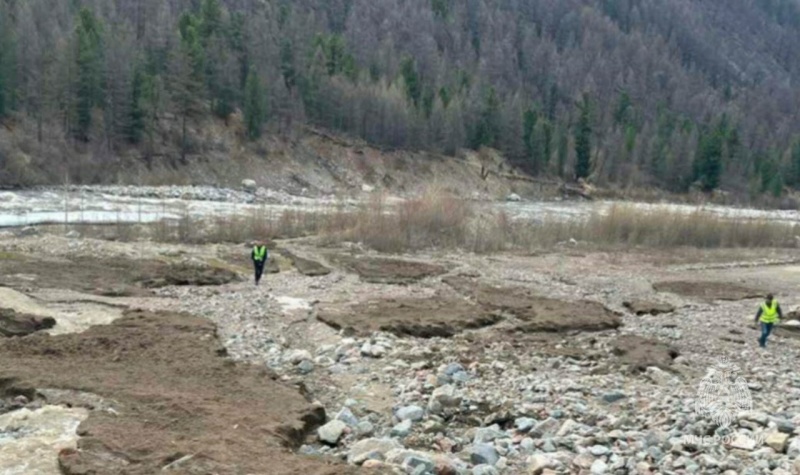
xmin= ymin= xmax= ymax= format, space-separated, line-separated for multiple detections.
xmin=2 ymin=232 xmax=800 ymax=474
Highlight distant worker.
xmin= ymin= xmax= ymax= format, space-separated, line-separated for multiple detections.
xmin=251 ymin=242 xmax=269 ymax=286
xmin=755 ymin=293 xmax=783 ymax=348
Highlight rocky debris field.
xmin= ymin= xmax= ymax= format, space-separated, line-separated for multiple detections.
xmin=3 ymin=235 xmax=800 ymax=474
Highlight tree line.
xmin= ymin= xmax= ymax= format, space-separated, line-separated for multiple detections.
xmin=1 ymin=0 xmax=800 ymax=196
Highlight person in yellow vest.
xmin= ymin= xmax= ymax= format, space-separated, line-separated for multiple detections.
xmin=251 ymin=242 xmax=269 ymax=286
xmin=755 ymin=294 xmax=782 ymax=348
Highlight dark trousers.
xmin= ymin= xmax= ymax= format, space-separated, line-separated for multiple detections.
xmin=759 ymin=322 xmax=774 ymax=348
xmin=253 ymin=260 xmax=265 ymax=285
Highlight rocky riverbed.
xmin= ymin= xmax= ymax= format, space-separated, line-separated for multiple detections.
xmin=2 ymin=232 xmax=800 ymax=474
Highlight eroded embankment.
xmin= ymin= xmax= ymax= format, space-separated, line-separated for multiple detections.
xmin=0 ymin=309 xmax=364 ymax=475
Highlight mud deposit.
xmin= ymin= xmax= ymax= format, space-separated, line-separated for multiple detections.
xmin=0 ymin=310 xmax=359 ymax=475
xmin=653 ymin=280 xmax=766 ymax=301
xmin=610 ymin=335 xmax=680 ymax=372
xmin=0 ymin=255 xmax=239 ymax=297
xmin=445 ymin=277 xmax=622 ymax=333
xmin=283 ymin=251 xmax=332 ymax=276
xmin=317 ymin=298 xmax=502 ymax=338
xmin=331 ymin=255 xmax=447 ymax=284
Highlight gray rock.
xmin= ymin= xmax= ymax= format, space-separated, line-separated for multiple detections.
xmin=589 ymin=445 xmax=610 ymax=456
xmin=737 ymin=410 xmax=769 ymax=426
xmin=452 ymin=371 xmax=471 ymax=383
xmin=515 ymin=417 xmax=537 ymax=432
xmin=474 ymin=425 xmax=505 ymax=444
xmin=356 ymin=421 xmax=375 ymax=437
xmin=397 ymin=405 xmax=425 ymax=422
xmin=473 ymin=465 xmax=499 ymax=475
xmin=285 ymin=349 xmax=312 ymax=365
xmin=402 ymin=455 xmax=435 ymax=474
xmin=318 ymin=420 xmax=347 ymax=445
xmin=601 ymin=391 xmax=627 ymax=404
xmin=297 ymin=360 xmax=314 ymax=374
xmin=590 ymin=459 xmax=608 ymax=474
xmin=787 ymin=437 xmax=800 ymax=458
xmin=348 ymin=438 xmax=403 ymax=464
xmin=531 ymin=418 xmax=560 ymax=438
xmin=520 ymin=438 xmax=535 ymax=452
xmin=506 ymin=193 xmax=522 ymax=202
xmin=444 ymin=363 xmax=465 ymax=376
xmin=298 ymin=445 xmax=319 ymax=456
xmin=391 ymin=420 xmax=413 ymax=438
xmin=775 ymin=419 xmax=795 ymax=434
xmin=470 ymin=444 xmax=499 ymax=466
xmin=336 ymin=407 xmax=359 ymax=427
xmin=65 ymin=230 xmax=81 ymax=239
xmin=429 ymin=384 xmax=461 ymax=414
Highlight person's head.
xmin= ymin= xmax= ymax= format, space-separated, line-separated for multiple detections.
xmin=766 ymin=293 xmax=774 ymax=304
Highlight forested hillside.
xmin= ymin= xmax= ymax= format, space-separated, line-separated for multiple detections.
xmin=1 ymin=0 xmax=800 ymax=196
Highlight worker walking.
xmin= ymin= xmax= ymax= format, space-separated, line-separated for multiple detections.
xmin=755 ymin=293 xmax=783 ymax=348
xmin=251 ymin=242 xmax=268 ymax=286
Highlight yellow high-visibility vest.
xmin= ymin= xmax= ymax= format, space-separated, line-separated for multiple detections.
xmin=253 ymin=246 xmax=267 ymax=262
xmin=760 ymin=301 xmax=779 ymax=324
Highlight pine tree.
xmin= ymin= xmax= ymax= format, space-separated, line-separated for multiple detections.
xmin=244 ymin=70 xmax=266 ymax=140
xmin=473 ymin=87 xmax=500 ymax=149
xmin=73 ymin=7 xmax=105 ymax=141
xmin=0 ymin=3 xmax=15 ymax=119
xmin=693 ymin=126 xmax=724 ymax=192
xmin=128 ymin=66 xmax=147 ymax=143
xmin=574 ymin=94 xmax=593 ymax=180
xmin=400 ymin=57 xmax=421 ymax=107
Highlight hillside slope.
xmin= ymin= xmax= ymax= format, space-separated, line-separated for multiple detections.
xmin=1 ymin=0 xmax=800 ymax=195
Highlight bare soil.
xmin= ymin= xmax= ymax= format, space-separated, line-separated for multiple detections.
xmin=653 ymin=281 xmax=766 ymax=301
xmin=445 ymin=276 xmax=622 ymax=333
xmin=0 ymin=309 xmax=364 ymax=475
xmin=317 ymin=298 xmax=502 ymax=338
xmin=330 ymin=255 xmax=447 ymax=285
xmin=282 ymin=250 xmax=332 ymax=276
xmin=0 ymin=255 xmax=240 ymax=296
xmin=610 ymin=335 xmax=680 ymax=372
